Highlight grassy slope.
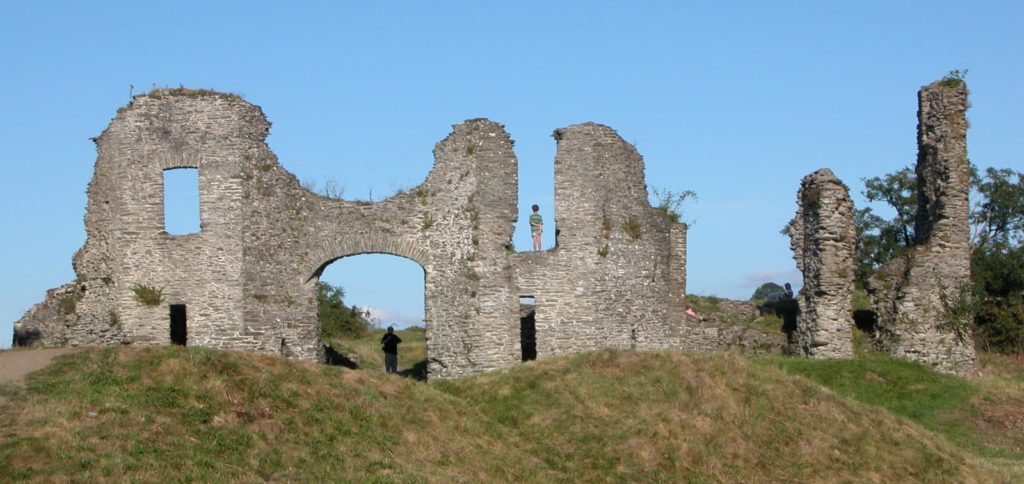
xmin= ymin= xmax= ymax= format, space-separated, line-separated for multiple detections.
xmin=0 ymin=346 xmax=546 ymax=482
xmin=1 ymin=347 xmax=1019 ymax=482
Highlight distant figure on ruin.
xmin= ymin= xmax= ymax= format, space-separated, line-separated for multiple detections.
xmin=686 ymin=305 xmax=697 ymax=318
xmin=759 ymin=282 xmax=795 ymax=316
xmin=380 ymin=326 xmax=402 ymax=374
xmin=530 ymin=204 xmax=544 ymax=252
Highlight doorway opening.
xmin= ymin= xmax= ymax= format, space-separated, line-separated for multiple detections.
xmin=520 ymin=296 xmax=537 ymax=361
xmin=169 ymin=304 xmax=187 ymax=345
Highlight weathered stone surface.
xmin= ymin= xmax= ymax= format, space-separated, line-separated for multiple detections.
xmin=866 ymin=79 xmax=977 ymax=375
xmin=14 ymin=89 xmax=697 ymax=379
xmin=788 ymin=168 xmax=856 ymax=358
xmin=13 ymin=283 xmax=86 ymax=346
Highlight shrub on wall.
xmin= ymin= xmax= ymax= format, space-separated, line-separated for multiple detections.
xmin=131 ymin=284 xmax=164 ymax=306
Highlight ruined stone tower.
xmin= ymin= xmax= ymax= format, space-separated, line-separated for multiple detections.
xmin=867 ymin=78 xmax=976 ymax=375
xmin=14 ymin=88 xmax=697 ymax=379
xmin=788 ymin=168 xmax=856 ymax=358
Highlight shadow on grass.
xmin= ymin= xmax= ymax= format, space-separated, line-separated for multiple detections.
xmin=323 ymin=345 xmax=359 ymax=370
xmin=399 ymin=360 xmax=428 ymax=381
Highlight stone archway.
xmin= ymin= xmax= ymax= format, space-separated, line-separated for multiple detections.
xmin=313 ymin=250 xmax=429 ymax=376
xmin=308 ymin=238 xmax=430 ymax=282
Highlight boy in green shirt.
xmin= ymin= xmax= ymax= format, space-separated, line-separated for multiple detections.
xmin=529 ymin=204 xmax=543 ymax=252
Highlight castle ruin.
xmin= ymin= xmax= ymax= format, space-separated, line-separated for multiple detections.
xmin=790 ymin=78 xmax=976 ymax=374
xmin=14 ymin=89 xmax=696 ymax=379
xmin=864 ymin=79 xmax=976 ymax=374
xmin=787 ymin=168 xmax=856 ymax=358
xmin=15 ymin=76 xmax=978 ymax=377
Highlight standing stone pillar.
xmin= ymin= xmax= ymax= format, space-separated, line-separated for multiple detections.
xmin=788 ymin=168 xmax=855 ymax=358
xmin=867 ymin=77 xmax=976 ymax=375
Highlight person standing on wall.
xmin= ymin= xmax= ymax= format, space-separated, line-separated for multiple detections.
xmin=380 ymin=326 xmax=402 ymax=374
xmin=530 ymin=204 xmax=543 ymax=252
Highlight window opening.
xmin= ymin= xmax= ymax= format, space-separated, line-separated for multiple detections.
xmin=169 ymin=304 xmax=187 ymax=346
xmin=164 ymin=168 xmax=200 ymax=234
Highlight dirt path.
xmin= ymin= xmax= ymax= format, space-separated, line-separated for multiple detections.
xmin=0 ymin=348 xmax=81 ymax=405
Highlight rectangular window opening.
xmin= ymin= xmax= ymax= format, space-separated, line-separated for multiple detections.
xmin=519 ymin=296 xmax=536 ymax=361
xmin=170 ymin=304 xmax=187 ymax=346
xmin=164 ymin=168 xmax=200 ymax=234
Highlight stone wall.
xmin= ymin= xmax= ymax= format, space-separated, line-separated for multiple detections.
xmin=512 ymin=123 xmax=690 ymax=357
xmin=14 ymin=89 xmax=700 ymax=379
xmin=866 ymin=79 xmax=976 ymax=375
xmin=787 ymin=168 xmax=855 ymax=358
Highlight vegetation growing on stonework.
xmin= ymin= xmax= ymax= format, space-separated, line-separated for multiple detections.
xmin=940 ymin=68 xmax=968 ymax=88
xmin=58 ymin=289 xmax=82 ymax=316
xmin=622 ymin=216 xmax=642 ymax=240
xmin=301 ymin=177 xmax=345 ymax=200
xmin=130 ymin=283 xmax=164 ymax=306
xmin=650 ymin=186 xmax=697 ymax=224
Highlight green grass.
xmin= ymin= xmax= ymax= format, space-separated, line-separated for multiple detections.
xmin=757 ymin=348 xmax=1024 ymax=466
xmin=0 ymin=346 xmax=543 ymax=482
xmin=1 ymin=346 xmax=1020 ymax=482
xmin=686 ymin=294 xmax=722 ymax=313
xmin=326 ymin=327 xmax=427 ymax=379
xmin=852 ymin=288 xmax=872 ymax=311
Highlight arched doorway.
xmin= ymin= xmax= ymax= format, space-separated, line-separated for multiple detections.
xmin=316 ymin=253 xmax=427 ymax=379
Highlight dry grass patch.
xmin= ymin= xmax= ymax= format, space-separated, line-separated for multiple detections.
xmin=439 ymin=350 xmax=1008 ymax=482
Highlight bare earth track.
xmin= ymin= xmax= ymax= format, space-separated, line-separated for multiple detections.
xmin=0 ymin=348 xmax=80 ymax=405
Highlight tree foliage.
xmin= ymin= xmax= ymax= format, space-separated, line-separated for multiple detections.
xmin=317 ymin=281 xmax=372 ymax=340
xmin=971 ymin=167 xmax=1024 ymax=249
xmin=853 ymin=167 xmax=917 ymax=287
xmin=972 ymin=244 xmax=1024 ymax=353
xmin=751 ymin=282 xmax=785 ymax=302
xmin=856 ymin=164 xmax=1024 ymax=353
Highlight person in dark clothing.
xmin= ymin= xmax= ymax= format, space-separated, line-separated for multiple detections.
xmin=380 ymin=326 xmax=402 ymax=374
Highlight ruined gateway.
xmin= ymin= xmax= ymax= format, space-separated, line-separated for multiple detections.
xmin=15 ymin=77 xmax=975 ymax=378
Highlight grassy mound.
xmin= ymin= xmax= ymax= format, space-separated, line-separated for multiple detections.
xmin=0 ymin=347 xmax=542 ymax=482
xmin=0 ymin=347 xmax=1018 ymax=482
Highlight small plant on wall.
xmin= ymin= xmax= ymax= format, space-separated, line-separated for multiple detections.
xmin=940 ymin=68 xmax=968 ymax=88
xmin=623 ymin=217 xmax=642 ymax=240
xmin=132 ymin=283 xmax=164 ymax=306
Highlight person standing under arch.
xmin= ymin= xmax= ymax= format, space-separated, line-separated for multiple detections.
xmin=381 ymin=326 xmax=402 ymax=374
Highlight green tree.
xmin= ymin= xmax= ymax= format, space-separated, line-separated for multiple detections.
xmin=969 ymin=168 xmax=1024 ymax=353
xmin=317 ymin=281 xmax=372 ymax=340
xmin=854 ymin=167 xmax=917 ymax=287
xmin=751 ymin=282 xmax=785 ymax=302
xmin=971 ymin=167 xmax=1024 ymax=249
xmin=857 ymin=165 xmax=1024 ymax=353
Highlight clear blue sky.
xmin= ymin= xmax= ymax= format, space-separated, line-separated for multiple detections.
xmin=2 ymin=1 xmax=1021 ymax=347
